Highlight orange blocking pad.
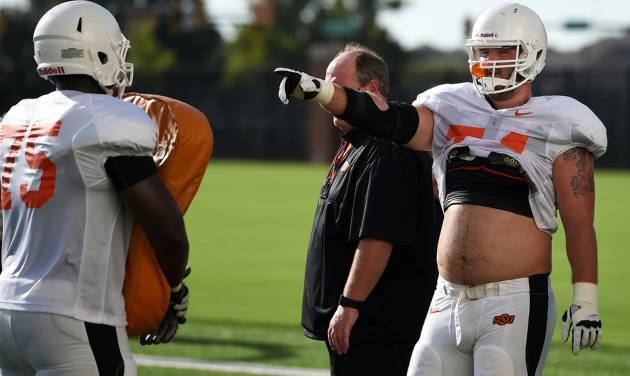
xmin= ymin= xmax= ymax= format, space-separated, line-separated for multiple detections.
xmin=122 ymin=93 xmax=213 ymax=336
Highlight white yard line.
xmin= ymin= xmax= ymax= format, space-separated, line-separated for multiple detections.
xmin=134 ymin=354 xmax=328 ymax=376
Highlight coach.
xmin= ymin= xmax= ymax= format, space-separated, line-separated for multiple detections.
xmin=298 ymin=43 xmax=442 ymax=376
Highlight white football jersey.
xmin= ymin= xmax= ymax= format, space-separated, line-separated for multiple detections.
xmin=414 ymin=83 xmax=607 ymax=235
xmin=0 ymin=90 xmax=156 ymax=326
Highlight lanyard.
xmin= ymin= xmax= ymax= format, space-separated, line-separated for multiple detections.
xmin=321 ymin=141 xmax=352 ymax=198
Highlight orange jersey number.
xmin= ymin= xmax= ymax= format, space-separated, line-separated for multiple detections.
xmin=0 ymin=121 xmax=62 ymax=209
xmin=447 ymin=124 xmax=529 ymax=154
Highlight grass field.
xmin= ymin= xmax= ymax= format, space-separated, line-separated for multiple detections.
xmin=133 ymin=161 xmax=630 ymax=375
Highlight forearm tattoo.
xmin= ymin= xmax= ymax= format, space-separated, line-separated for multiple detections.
xmin=561 ymin=148 xmax=595 ymax=199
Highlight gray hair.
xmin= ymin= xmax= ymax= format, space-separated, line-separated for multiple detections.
xmin=335 ymin=42 xmax=390 ymax=97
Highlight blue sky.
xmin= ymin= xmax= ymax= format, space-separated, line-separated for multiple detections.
xmin=2 ymin=0 xmax=628 ymax=52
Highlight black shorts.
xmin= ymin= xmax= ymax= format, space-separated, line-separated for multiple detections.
xmin=326 ymin=340 xmax=415 ymax=376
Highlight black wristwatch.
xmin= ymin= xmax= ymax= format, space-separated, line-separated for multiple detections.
xmin=338 ymin=294 xmax=363 ymax=310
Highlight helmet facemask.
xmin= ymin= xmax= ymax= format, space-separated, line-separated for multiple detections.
xmin=96 ymin=36 xmax=134 ymax=97
xmin=466 ymin=40 xmax=536 ymax=95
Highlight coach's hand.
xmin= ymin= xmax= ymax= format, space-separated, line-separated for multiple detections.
xmin=560 ymin=283 xmax=602 ymax=355
xmin=274 ymin=68 xmax=334 ymax=105
xmin=327 ymin=306 xmax=359 ymax=355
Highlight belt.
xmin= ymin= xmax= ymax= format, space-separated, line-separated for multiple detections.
xmin=440 ymin=274 xmax=549 ymax=300
xmin=464 ymin=283 xmax=502 ymax=300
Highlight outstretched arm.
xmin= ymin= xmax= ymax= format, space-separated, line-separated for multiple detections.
xmin=275 ymin=68 xmax=434 ymax=151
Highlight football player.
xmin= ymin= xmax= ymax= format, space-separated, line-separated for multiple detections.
xmin=275 ymin=3 xmax=605 ymax=375
xmin=0 ymin=1 xmax=189 ymax=374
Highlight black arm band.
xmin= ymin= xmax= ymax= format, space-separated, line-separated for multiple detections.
xmin=104 ymin=156 xmax=157 ymax=191
xmin=338 ymin=294 xmax=363 ymax=310
xmin=338 ymin=87 xmax=420 ymax=145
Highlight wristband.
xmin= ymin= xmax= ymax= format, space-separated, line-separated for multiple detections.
xmin=315 ymin=79 xmax=334 ymax=106
xmin=338 ymin=295 xmax=363 ymax=310
xmin=573 ymin=282 xmax=598 ymax=308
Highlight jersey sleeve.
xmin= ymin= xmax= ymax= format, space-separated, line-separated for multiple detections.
xmin=97 ymin=106 xmax=157 ymax=157
xmin=412 ymin=85 xmax=446 ymax=114
xmin=348 ymin=143 xmax=419 ymax=246
xmin=551 ymin=98 xmax=607 ymax=160
xmin=412 ymin=84 xmax=465 ymax=113
xmin=571 ymin=102 xmax=607 ymax=159
xmin=73 ymin=101 xmax=157 ymax=189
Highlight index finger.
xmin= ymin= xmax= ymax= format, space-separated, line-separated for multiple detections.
xmin=274 ymin=67 xmax=298 ymax=77
xmin=339 ymin=326 xmax=350 ymax=354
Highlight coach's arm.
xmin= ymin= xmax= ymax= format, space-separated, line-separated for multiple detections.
xmin=327 ymin=239 xmax=392 ymax=355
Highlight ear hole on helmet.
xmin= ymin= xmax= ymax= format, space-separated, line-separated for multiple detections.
xmin=536 ymin=50 xmax=543 ymax=60
xmin=98 ymin=52 xmax=108 ymax=65
xmin=76 ymin=17 xmax=82 ymax=32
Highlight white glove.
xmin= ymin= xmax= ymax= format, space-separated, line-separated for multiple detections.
xmin=560 ymin=282 xmax=602 ymax=355
xmin=274 ymin=67 xmax=334 ymax=105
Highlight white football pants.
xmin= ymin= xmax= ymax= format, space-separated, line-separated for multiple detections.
xmin=408 ymin=274 xmax=555 ymax=376
xmin=0 ymin=309 xmax=136 ymax=375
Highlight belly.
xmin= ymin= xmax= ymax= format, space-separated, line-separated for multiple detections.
xmin=437 ymin=204 xmax=552 ymax=285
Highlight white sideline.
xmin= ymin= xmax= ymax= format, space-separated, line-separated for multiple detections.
xmin=134 ymin=354 xmax=328 ymax=376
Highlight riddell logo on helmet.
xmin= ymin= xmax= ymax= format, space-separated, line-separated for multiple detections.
xmin=478 ymin=32 xmax=498 ymax=38
xmin=37 ymin=66 xmax=66 ymax=75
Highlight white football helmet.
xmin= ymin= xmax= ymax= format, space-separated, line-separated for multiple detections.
xmin=33 ymin=0 xmax=133 ymax=97
xmin=465 ymin=3 xmax=547 ymax=95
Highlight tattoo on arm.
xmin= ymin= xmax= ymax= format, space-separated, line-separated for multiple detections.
xmin=561 ymin=148 xmax=595 ymax=199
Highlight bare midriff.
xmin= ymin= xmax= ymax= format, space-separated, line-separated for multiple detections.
xmin=438 ymin=204 xmax=551 ymax=285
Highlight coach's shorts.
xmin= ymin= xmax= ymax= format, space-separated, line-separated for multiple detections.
xmin=0 ymin=309 xmax=135 ymax=376
xmin=407 ymin=274 xmax=555 ymax=376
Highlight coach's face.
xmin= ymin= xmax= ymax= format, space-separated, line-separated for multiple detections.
xmin=326 ymin=52 xmax=362 ymax=133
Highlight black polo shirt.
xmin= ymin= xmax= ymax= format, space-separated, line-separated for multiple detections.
xmin=302 ymin=129 xmax=441 ymax=345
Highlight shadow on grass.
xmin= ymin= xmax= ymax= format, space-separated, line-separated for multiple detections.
xmin=131 ymin=319 xmax=329 ymax=366
xmin=169 ymin=334 xmax=319 ymax=363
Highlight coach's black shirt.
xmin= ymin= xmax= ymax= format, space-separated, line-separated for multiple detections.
xmin=302 ymin=129 xmax=441 ymax=345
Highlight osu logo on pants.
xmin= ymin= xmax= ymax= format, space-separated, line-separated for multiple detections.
xmin=493 ymin=313 xmax=516 ymax=326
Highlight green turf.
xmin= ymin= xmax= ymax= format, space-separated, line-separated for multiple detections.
xmin=182 ymin=161 xmax=325 ymax=326
xmin=551 ymin=170 xmax=630 ymax=345
xmin=139 ymin=369 xmax=251 ymax=376
xmin=131 ymin=162 xmax=630 ymax=374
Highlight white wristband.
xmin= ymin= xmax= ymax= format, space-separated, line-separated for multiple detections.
xmin=315 ymin=79 xmax=335 ymax=106
xmin=573 ymin=282 xmax=598 ymax=308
